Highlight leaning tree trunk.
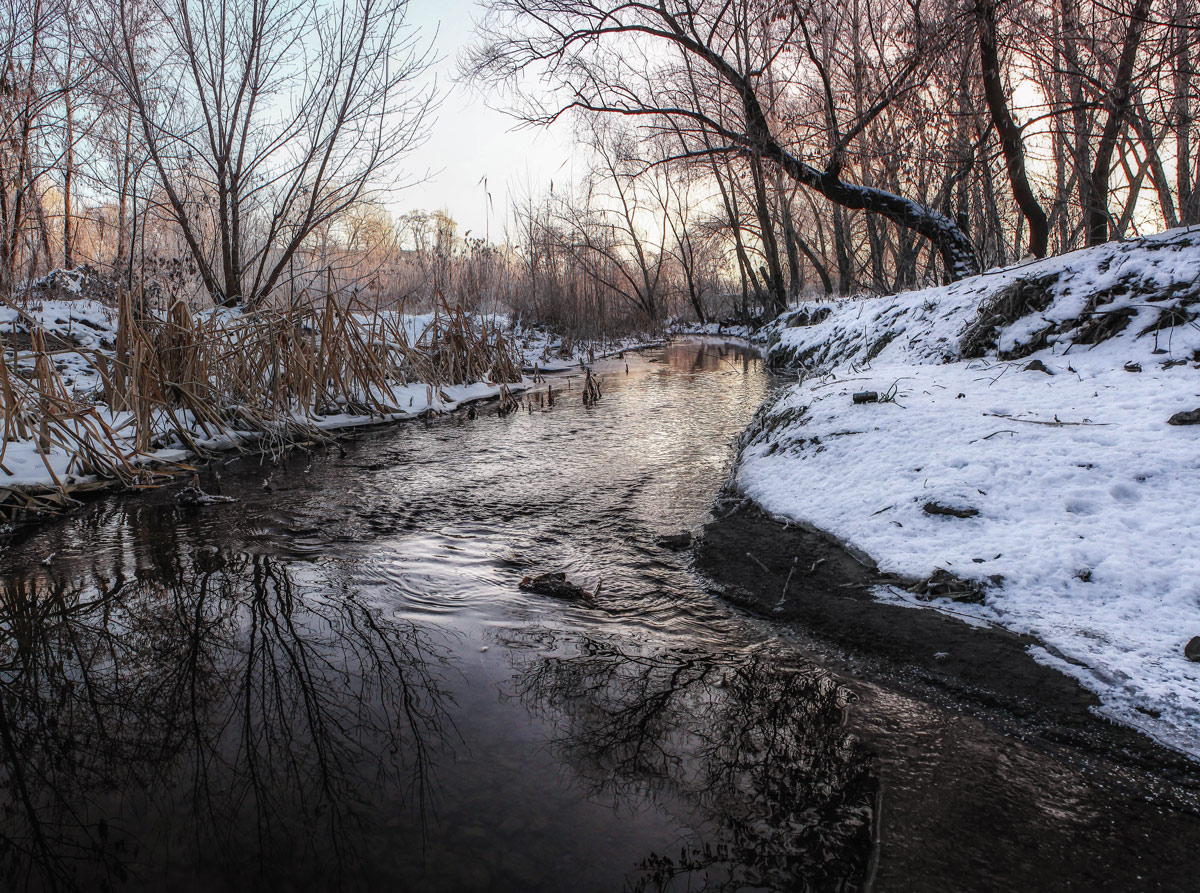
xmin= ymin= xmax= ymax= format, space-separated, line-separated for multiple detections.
xmin=660 ymin=20 xmax=982 ymax=284
xmin=740 ymin=99 xmax=979 ymax=281
xmin=725 ymin=75 xmax=979 ymax=282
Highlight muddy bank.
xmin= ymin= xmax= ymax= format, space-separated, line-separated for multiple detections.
xmin=695 ymin=498 xmax=1200 ymax=782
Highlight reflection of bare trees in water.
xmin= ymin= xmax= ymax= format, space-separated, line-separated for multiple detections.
xmin=678 ymin=342 xmax=758 ymax=376
xmin=504 ymin=633 xmax=876 ymax=891
xmin=0 ymin=552 xmax=453 ymax=891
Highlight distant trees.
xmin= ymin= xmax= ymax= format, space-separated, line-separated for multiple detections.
xmin=0 ymin=0 xmax=434 ymax=307
xmin=0 ymin=0 xmax=66 ymax=290
xmin=0 ymin=0 xmax=1197 ymax=327
xmin=470 ymin=0 xmax=981 ymax=288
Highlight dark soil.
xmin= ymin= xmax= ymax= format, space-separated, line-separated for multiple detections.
xmin=695 ymin=498 xmax=1200 ymax=781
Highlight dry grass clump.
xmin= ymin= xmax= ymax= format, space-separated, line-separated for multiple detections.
xmin=0 ymin=323 xmax=173 ymax=498
xmin=403 ymin=294 xmax=522 ymax=387
xmin=1 ymin=290 xmax=522 ymax=522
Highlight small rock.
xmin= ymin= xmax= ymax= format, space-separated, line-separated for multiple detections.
xmin=1168 ymin=408 xmax=1200 ymax=426
xmin=656 ymin=532 xmax=693 ymax=550
xmin=1185 ymin=637 xmax=1200 ymax=662
xmin=519 ymin=572 xmax=596 ymax=602
xmin=852 ymin=391 xmax=879 ymax=404
xmin=1024 ymin=359 xmax=1052 ymax=374
xmin=1123 ymin=362 xmax=1142 ymax=373
xmin=923 ymin=501 xmax=980 ymax=519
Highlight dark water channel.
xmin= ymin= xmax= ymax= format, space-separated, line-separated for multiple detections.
xmin=1 ymin=340 xmax=1198 ymax=891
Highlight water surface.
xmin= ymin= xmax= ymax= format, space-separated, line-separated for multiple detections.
xmin=0 ymin=340 xmax=1197 ymax=891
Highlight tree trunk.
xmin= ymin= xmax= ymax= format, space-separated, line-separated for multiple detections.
xmin=748 ymin=153 xmax=788 ymax=315
xmin=794 ymin=229 xmax=833 ymax=296
xmin=1173 ymin=0 xmax=1198 ymax=223
xmin=1086 ymin=0 xmax=1155 ymax=245
xmin=771 ymin=170 xmax=802 ymax=298
xmin=976 ymin=0 xmax=1049 ymax=257
xmin=116 ymin=110 xmax=132 ymax=272
xmin=62 ymin=89 xmax=74 ymax=269
xmin=713 ymin=156 xmax=763 ymax=315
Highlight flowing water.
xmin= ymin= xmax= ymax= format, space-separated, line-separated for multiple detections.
xmin=0 ymin=340 xmax=1197 ymax=892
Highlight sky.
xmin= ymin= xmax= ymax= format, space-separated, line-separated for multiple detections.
xmin=394 ymin=1 xmax=581 ymax=244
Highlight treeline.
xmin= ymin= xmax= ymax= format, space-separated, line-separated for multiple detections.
xmin=3 ymin=0 xmax=1197 ymax=333
xmin=472 ymin=0 xmax=1200 ymax=320
xmin=1 ymin=0 xmax=429 ymax=307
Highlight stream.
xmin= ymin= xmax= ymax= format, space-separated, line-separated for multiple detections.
xmin=1 ymin=339 xmax=1198 ymax=891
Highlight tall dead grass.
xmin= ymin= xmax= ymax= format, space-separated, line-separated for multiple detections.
xmin=1 ymin=291 xmax=521 ymax=521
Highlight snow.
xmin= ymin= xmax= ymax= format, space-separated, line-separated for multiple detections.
xmin=0 ymin=296 xmax=118 ymax=350
xmin=736 ymin=227 xmax=1200 ymax=758
xmin=1 ymin=299 xmax=535 ymax=495
xmin=674 ymin=319 xmax=771 ymax=343
xmin=510 ymin=321 xmax=666 ymax=371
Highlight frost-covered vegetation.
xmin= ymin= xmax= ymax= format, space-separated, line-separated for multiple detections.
xmin=736 ymin=229 xmax=1200 ymax=755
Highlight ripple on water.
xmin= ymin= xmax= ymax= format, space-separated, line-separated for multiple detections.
xmin=1 ymin=340 xmax=1196 ymax=892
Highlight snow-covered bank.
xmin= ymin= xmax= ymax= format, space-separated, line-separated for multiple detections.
xmin=512 ymin=322 xmax=667 ymax=371
xmin=735 ymin=228 xmax=1200 ymax=757
xmin=1 ymin=294 xmax=529 ymax=516
xmin=509 ymin=316 xmax=771 ymax=373
xmin=674 ymin=319 xmax=771 ymax=343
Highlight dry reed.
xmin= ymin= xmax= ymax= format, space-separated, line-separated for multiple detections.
xmin=1 ymin=290 xmax=522 ymax=524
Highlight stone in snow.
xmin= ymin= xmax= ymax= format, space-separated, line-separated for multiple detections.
xmin=1186 ymin=637 xmax=1200 ymax=662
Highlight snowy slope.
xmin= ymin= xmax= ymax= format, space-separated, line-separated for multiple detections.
xmin=736 ymin=228 xmax=1200 ymax=757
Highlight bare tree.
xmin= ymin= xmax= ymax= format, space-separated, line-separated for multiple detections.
xmin=0 ymin=0 xmax=65 ymax=288
xmin=96 ymin=0 xmax=433 ymax=307
xmin=469 ymin=0 xmax=982 ymax=290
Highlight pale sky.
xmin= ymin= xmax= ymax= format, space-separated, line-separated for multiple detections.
xmin=393 ymin=0 xmax=581 ymax=244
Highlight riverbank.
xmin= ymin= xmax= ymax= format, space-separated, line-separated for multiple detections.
xmin=0 ymin=283 xmax=707 ymax=534
xmin=0 ymin=284 xmax=527 ymax=528
xmin=728 ymin=228 xmax=1200 ymax=759
xmin=512 ymin=322 xmax=668 ymax=371
xmin=695 ymin=499 xmax=1200 ymax=786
